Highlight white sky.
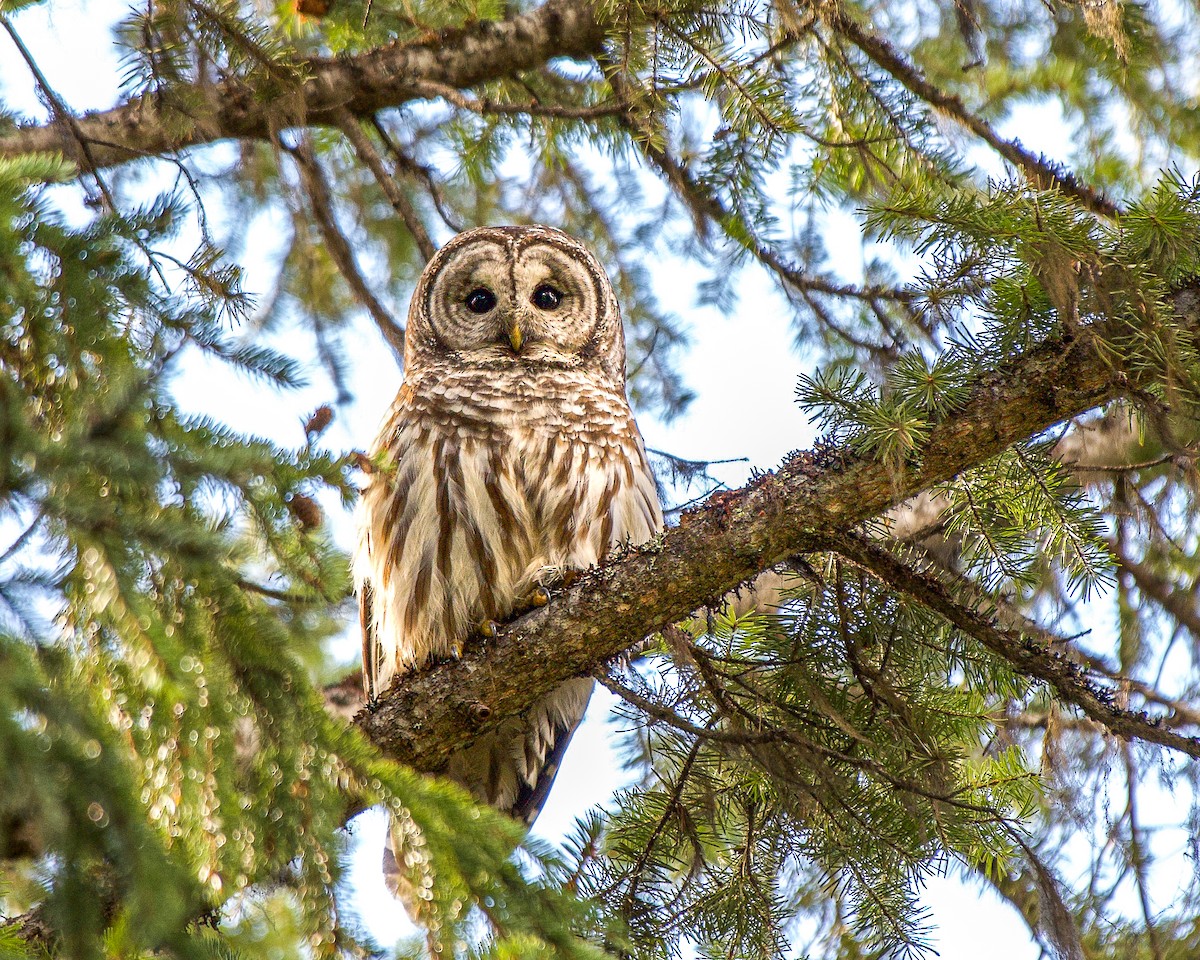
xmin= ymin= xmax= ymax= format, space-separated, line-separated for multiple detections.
xmin=4 ymin=2 xmax=1152 ymax=955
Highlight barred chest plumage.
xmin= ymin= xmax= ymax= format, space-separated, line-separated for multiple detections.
xmin=355 ymin=364 xmax=661 ymax=694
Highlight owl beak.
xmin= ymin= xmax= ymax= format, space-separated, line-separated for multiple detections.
xmin=506 ymin=321 xmax=524 ymax=353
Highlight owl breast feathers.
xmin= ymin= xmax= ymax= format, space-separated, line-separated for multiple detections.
xmin=354 ymin=225 xmax=662 ymax=823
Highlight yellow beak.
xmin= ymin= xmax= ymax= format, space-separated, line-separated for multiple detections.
xmin=507 ymin=322 xmax=523 ymax=353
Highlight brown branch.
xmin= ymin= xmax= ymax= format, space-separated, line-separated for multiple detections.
xmin=831 ymin=533 xmax=1200 ymax=760
xmin=827 ymin=9 xmax=1120 ymax=219
xmin=335 ymin=111 xmax=436 ymax=264
xmin=356 ymin=285 xmax=1200 ymax=772
xmin=1122 ymin=743 xmax=1165 ymax=960
xmin=616 ymin=736 xmax=701 ymax=914
xmin=1110 ymin=541 xmax=1200 ymax=641
xmin=403 ymin=77 xmax=625 ymax=120
xmin=600 ymin=658 xmax=1004 ymax=817
xmin=0 ymin=907 xmax=55 ymax=952
xmin=0 ymin=0 xmax=606 ymax=170
xmin=602 ymin=66 xmax=919 ymax=313
xmin=1074 ymin=453 xmax=1177 ymax=473
xmin=286 ymin=139 xmax=406 ymax=361
xmin=976 ymin=835 xmax=1088 ymax=960
xmin=1082 ymin=652 xmax=1200 ymax=729
xmin=369 ymin=118 xmax=465 ymax=234
xmin=898 ymin=537 xmax=1200 ymax=734
xmin=0 ymin=16 xmax=115 ymax=209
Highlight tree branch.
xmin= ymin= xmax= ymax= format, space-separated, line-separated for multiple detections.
xmin=356 ymin=286 xmax=1200 ymax=771
xmin=1110 ymin=540 xmax=1200 ymax=642
xmin=0 ymin=16 xmax=116 ymax=210
xmin=830 ymin=533 xmax=1200 ymax=760
xmin=0 ymin=907 xmax=55 ymax=952
xmin=0 ymin=0 xmax=605 ymax=170
xmin=602 ymin=64 xmax=922 ymax=339
xmin=336 ymin=110 xmax=436 ymax=264
xmin=894 ymin=536 xmax=1200 ymax=734
xmin=827 ymin=9 xmax=1121 ymax=219
xmin=287 ymin=139 xmax=407 ymax=360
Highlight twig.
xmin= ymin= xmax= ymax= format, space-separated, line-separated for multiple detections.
xmin=285 ymin=139 xmax=406 ymax=362
xmin=0 ymin=16 xmax=115 ymax=211
xmin=603 ymin=64 xmax=920 ymax=310
xmin=1068 ymin=453 xmax=1179 ymax=473
xmin=408 ymin=77 xmax=625 ymax=120
xmin=369 ymin=118 xmax=464 ymax=234
xmin=1121 ymin=744 xmax=1165 ymax=960
xmin=236 ymin=576 xmax=316 ymax=604
xmin=1110 ymin=541 xmax=1200 ymax=641
xmin=336 ymin=110 xmax=436 ymax=263
xmin=0 ymin=511 xmax=44 ymax=567
xmin=830 ymin=533 xmax=1200 ymax=759
xmin=905 ymin=537 xmax=1200 ymax=731
xmin=829 ymin=10 xmax=1120 ymax=219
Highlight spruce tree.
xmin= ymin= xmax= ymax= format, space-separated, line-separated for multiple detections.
xmin=2 ymin=1 xmax=1200 ymax=958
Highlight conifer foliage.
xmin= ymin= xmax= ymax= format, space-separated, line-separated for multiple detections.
xmin=2 ymin=1 xmax=1200 ymax=958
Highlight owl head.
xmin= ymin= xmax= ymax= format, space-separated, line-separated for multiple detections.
xmin=405 ymin=225 xmax=627 ymax=385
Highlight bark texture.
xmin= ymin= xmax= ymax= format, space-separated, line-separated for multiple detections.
xmin=0 ymin=0 xmax=604 ymax=170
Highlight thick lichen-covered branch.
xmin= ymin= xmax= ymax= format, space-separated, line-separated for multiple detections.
xmin=357 ymin=287 xmax=1200 ymax=772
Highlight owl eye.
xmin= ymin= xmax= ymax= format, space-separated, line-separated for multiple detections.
xmin=531 ymin=285 xmax=563 ymax=311
xmin=465 ymin=288 xmax=496 ymax=314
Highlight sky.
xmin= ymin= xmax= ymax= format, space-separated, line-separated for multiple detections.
xmin=0 ymin=2 xmax=1084 ymax=955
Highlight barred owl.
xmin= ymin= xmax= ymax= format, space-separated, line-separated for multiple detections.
xmin=354 ymin=225 xmax=662 ymax=826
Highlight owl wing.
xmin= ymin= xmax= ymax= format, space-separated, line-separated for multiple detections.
xmin=359 ymin=573 xmax=378 ymax=700
xmin=355 ymin=380 xmax=429 ymax=700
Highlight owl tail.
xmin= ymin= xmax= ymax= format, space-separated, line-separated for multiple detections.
xmin=380 ymin=680 xmax=594 ymax=920
xmin=440 ymin=677 xmax=594 ymax=821
xmin=509 ymin=687 xmax=590 ymax=825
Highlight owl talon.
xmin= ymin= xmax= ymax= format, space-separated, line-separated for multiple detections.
xmin=534 ymin=565 xmax=585 ymax=592
xmin=477 ymin=619 xmax=500 ymax=639
xmin=528 ymin=586 xmax=551 ymax=607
